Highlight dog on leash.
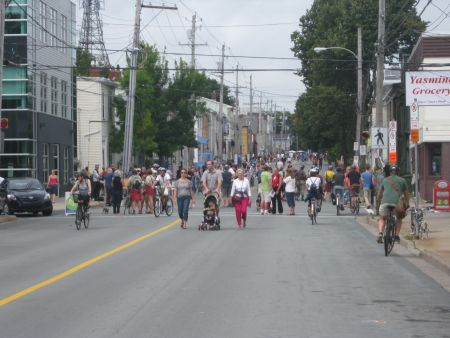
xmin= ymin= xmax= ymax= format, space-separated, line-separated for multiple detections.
xmin=102 ymin=207 xmax=109 ymax=214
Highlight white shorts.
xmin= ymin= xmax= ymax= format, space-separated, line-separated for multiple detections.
xmin=261 ymin=191 xmax=272 ymax=203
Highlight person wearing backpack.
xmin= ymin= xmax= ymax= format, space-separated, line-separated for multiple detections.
xmin=128 ymin=169 xmax=143 ymax=214
xmin=305 ymin=168 xmax=322 ymax=218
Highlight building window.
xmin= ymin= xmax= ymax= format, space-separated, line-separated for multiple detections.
xmin=40 ymin=72 xmax=47 ymax=113
xmin=39 ymin=1 xmax=47 ymax=43
xmin=63 ymin=147 xmax=69 ymax=184
xmin=61 ymin=80 xmax=67 ymax=118
xmin=61 ymin=14 xmax=67 ymax=53
xmin=51 ymin=76 xmax=58 ymax=115
xmin=51 ymin=144 xmax=59 ymax=175
xmin=430 ymin=143 xmax=441 ymax=176
xmin=43 ymin=143 xmax=49 ymax=182
xmin=50 ymin=8 xmax=57 ymax=47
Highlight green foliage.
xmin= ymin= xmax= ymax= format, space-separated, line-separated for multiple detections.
xmin=110 ymin=44 xmax=233 ymax=161
xmin=75 ymin=48 xmax=94 ymax=76
xmin=291 ymin=0 xmax=425 ymax=160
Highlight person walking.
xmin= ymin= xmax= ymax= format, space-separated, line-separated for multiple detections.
xmin=361 ymin=164 xmax=375 ymax=209
xmin=283 ymin=168 xmax=296 ymax=215
xmin=173 ymin=168 xmax=194 ymax=229
xmin=260 ymin=164 xmax=272 ymax=215
xmin=92 ymin=164 xmax=100 ymax=201
xmin=221 ymin=165 xmax=233 ymax=207
xmin=104 ymin=167 xmax=113 ymax=206
xmin=295 ymin=165 xmax=307 ymax=201
xmin=111 ymin=171 xmax=123 ymax=214
xmin=271 ymin=167 xmax=284 ymax=214
xmin=231 ymin=169 xmax=251 ymax=229
xmin=143 ymin=169 xmax=156 ymax=214
xmin=47 ymin=169 xmax=59 ymax=204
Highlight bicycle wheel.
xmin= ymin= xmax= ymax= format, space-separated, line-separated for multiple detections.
xmin=154 ymin=198 xmax=161 ymax=217
xmin=311 ymin=202 xmax=316 ymax=225
xmin=356 ymin=199 xmax=360 ymax=215
xmin=83 ymin=211 xmax=90 ymax=229
xmin=165 ymin=198 xmax=173 ymax=216
xmin=384 ymin=216 xmax=396 ymax=256
xmin=75 ymin=207 xmax=82 ymax=230
xmin=336 ymin=196 xmax=340 ymax=216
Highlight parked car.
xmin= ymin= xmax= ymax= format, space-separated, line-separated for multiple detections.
xmin=0 ymin=178 xmax=53 ymax=216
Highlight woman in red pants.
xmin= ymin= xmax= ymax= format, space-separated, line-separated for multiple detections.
xmin=231 ymin=169 xmax=252 ymax=229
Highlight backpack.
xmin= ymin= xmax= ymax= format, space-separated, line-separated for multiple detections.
xmin=310 ymin=178 xmax=319 ymax=191
xmin=133 ymin=179 xmax=142 ymax=189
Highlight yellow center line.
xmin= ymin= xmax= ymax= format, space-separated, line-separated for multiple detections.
xmin=0 ymin=219 xmax=180 ymax=307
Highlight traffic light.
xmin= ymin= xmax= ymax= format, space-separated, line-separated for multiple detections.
xmin=0 ymin=118 xmax=8 ymax=129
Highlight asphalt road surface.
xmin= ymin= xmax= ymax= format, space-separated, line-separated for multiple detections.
xmin=1 ymin=196 xmax=450 ymax=338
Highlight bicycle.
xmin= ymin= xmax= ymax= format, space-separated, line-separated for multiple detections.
xmin=383 ymin=206 xmax=396 ymax=256
xmin=310 ymin=197 xmax=318 ymax=225
xmin=73 ymin=193 xmax=90 ymax=230
xmin=153 ymin=187 xmax=173 ymax=217
xmin=336 ymin=191 xmax=341 ymax=216
xmin=410 ymin=206 xmax=429 ymax=240
xmin=350 ymin=184 xmax=360 ymax=215
xmin=122 ymin=190 xmax=131 ymax=215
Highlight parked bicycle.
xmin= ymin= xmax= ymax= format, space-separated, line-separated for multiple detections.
xmin=410 ymin=205 xmax=429 ymax=240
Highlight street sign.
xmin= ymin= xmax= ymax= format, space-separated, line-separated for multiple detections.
xmin=411 ymin=129 xmax=419 ymax=143
xmin=389 ymin=120 xmax=397 ymax=164
xmin=353 ymin=142 xmax=359 ymax=151
xmin=359 ymin=145 xmax=367 ymax=156
xmin=410 ymin=99 xmax=419 ymax=143
xmin=371 ymin=128 xmax=388 ymax=149
xmin=0 ymin=118 xmax=8 ymax=129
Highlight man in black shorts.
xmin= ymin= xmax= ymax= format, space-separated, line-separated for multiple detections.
xmin=347 ymin=164 xmax=362 ymax=206
xmin=222 ymin=165 xmax=233 ymax=207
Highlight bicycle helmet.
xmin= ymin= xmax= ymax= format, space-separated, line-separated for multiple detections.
xmin=389 ymin=165 xmax=399 ymax=173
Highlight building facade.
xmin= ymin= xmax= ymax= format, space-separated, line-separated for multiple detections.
xmin=406 ymin=34 xmax=450 ymax=201
xmin=1 ymin=0 xmax=76 ymax=194
xmin=76 ymin=77 xmax=117 ymax=171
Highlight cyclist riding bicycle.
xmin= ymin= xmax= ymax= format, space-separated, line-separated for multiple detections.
xmin=70 ymin=171 xmax=91 ymax=209
xmin=376 ymin=165 xmax=409 ymax=243
xmin=305 ymin=168 xmax=322 ymax=218
xmin=346 ymin=164 xmax=361 ymax=208
xmin=332 ymin=166 xmax=345 ymax=211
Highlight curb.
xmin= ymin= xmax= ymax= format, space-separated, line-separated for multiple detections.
xmin=359 ymin=214 xmax=450 ymax=274
xmin=0 ymin=215 xmax=17 ymax=224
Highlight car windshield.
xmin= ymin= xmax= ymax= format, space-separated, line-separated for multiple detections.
xmin=9 ymin=179 xmax=44 ymax=191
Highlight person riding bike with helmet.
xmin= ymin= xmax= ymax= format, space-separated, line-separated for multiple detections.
xmin=305 ymin=167 xmax=322 ymax=218
xmin=376 ymin=165 xmax=409 ymax=243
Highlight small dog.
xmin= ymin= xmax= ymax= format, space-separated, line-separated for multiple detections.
xmin=102 ymin=207 xmax=109 ymax=214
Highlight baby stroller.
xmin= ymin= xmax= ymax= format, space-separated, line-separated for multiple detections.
xmin=199 ymin=192 xmax=221 ymax=231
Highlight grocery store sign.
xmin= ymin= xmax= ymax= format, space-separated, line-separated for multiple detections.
xmin=406 ymin=71 xmax=450 ymax=106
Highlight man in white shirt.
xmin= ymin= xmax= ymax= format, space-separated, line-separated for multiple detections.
xmin=305 ymin=168 xmax=322 ymax=217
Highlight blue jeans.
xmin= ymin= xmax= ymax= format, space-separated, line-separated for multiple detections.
xmin=177 ymin=195 xmax=190 ymax=221
xmin=286 ymin=192 xmax=295 ymax=208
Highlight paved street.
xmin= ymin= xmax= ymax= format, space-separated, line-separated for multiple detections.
xmin=1 ymin=198 xmax=450 ymax=338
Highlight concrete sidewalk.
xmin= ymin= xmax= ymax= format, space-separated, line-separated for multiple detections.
xmin=361 ymin=206 xmax=450 ymax=275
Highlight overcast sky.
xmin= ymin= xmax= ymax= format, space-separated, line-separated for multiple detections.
xmin=76 ymin=0 xmax=450 ymax=113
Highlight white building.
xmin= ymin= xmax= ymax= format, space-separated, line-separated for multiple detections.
xmin=76 ymin=77 xmax=118 ymax=170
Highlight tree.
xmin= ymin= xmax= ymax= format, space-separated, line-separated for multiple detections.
xmin=75 ymin=48 xmax=94 ymax=76
xmin=290 ymin=0 xmax=425 ymax=160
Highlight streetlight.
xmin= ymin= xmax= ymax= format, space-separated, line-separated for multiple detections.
xmin=314 ymin=27 xmax=363 ymax=165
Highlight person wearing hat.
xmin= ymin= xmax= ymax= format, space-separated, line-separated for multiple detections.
xmin=376 ymin=165 xmax=409 ymax=243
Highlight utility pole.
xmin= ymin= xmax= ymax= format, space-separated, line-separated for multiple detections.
xmin=355 ymin=26 xmax=363 ymax=161
xmin=0 ymin=0 xmax=6 ymax=153
xmin=235 ymin=65 xmax=239 ymax=115
xmin=218 ymin=44 xmax=225 ymax=160
xmin=179 ymin=13 xmax=207 ymax=69
xmin=249 ymin=75 xmax=253 ymax=114
xmin=122 ymin=1 xmax=177 ymax=173
xmin=375 ymin=0 xmax=385 ymax=128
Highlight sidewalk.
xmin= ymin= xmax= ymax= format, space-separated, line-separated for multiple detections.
xmin=361 ymin=203 xmax=450 ymax=275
